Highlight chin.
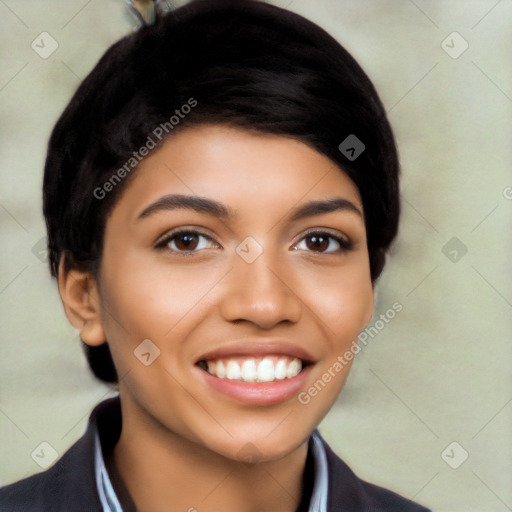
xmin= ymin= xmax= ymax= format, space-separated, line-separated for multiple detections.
xmin=208 ymin=429 xmax=309 ymax=465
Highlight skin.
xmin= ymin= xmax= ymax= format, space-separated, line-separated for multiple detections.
xmin=60 ymin=124 xmax=374 ymax=512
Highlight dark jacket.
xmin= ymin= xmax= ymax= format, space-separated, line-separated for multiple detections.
xmin=1 ymin=397 xmax=431 ymax=512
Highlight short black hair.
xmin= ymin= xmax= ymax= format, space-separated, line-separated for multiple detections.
xmin=43 ymin=0 xmax=400 ymax=383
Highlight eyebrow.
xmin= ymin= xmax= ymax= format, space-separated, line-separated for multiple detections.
xmin=137 ymin=194 xmax=362 ymax=222
xmin=288 ymin=198 xmax=363 ymax=221
xmin=137 ymin=194 xmax=235 ymax=221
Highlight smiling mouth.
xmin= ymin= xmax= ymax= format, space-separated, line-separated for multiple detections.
xmin=196 ymin=355 xmax=311 ymax=383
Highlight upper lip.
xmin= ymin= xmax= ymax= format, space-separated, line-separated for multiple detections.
xmin=196 ymin=339 xmax=317 ymax=364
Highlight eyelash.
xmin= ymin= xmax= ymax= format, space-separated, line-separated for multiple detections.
xmin=155 ymin=229 xmax=220 ymax=254
xmin=293 ymin=229 xmax=353 ymax=254
xmin=155 ymin=228 xmax=352 ymax=255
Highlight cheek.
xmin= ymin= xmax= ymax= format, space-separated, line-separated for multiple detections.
xmin=302 ymin=259 xmax=373 ymax=344
xmin=98 ymin=250 xmax=224 ymax=348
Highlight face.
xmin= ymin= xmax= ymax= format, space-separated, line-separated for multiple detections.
xmin=93 ymin=124 xmax=373 ymax=462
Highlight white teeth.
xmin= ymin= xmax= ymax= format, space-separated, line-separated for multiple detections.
xmin=202 ymin=356 xmax=304 ymax=382
xmin=274 ymin=358 xmax=287 ymax=380
xmin=241 ymin=360 xmax=257 ymax=382
xmin=216 ymin=361 xmax=226 ymax=379
xmin=226 ymin=360 xmax=241 ymax=380
xmin=286 ymin=358 xmax=301 ymax=378
xmin=257 ymin=358 xmax=274 ymax=382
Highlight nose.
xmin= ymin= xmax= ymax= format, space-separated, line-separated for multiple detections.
xmin=218 ymin=251 xmax=302 ymax=329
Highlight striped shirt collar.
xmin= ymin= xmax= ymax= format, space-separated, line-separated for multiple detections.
xmin=94 ymin=429 xmax=329 ymax=512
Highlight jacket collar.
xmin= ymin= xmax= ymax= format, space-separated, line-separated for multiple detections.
xmin=1 ymin=395 xmax=430 ymax=511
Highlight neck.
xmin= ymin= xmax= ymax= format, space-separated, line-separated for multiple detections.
xmin=113 ymin=393 xmax=310 ymax=512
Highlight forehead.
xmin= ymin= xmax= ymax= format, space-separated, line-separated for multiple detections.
xmin=110 ymin=124 xmax=363 ymax=221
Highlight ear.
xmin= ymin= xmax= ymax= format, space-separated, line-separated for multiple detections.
xmin=58 ymin=257 xmax=106 ymax=347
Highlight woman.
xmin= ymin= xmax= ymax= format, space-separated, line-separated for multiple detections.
xmin=0 ymin=0 xmax=431 ymax=510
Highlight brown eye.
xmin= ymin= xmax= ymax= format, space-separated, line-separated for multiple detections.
xmin=173 ymin=233 xmax=199 ymax=251
xmin=156 ymin=229 xmax=220 ymax=254
xmin=293 ymin=231 xmax=352 ymax=254
xmin=305 ymin=235 xmax=329 ymax=252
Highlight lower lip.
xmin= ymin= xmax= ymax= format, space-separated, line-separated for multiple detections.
xmin=196 ymin=365 xmax=312 ymax=406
